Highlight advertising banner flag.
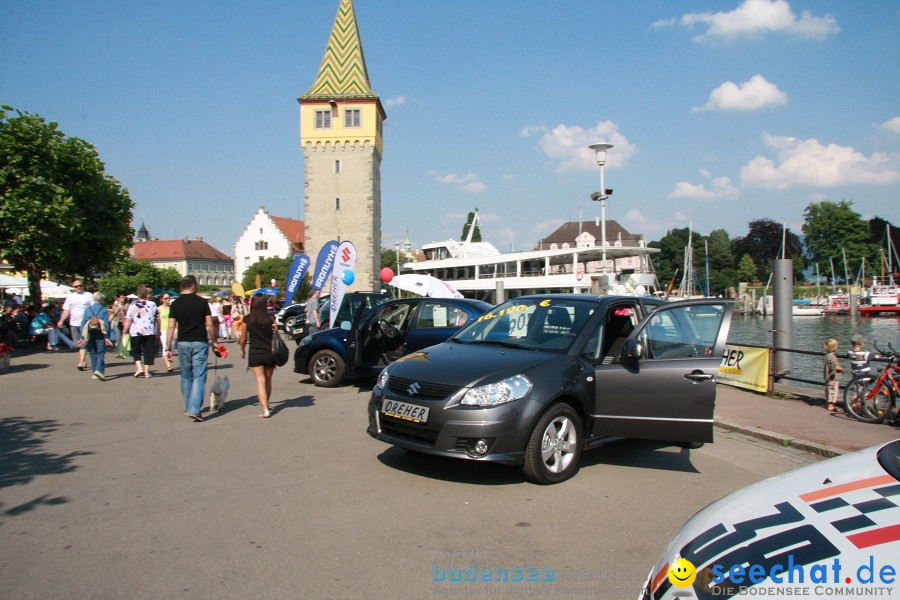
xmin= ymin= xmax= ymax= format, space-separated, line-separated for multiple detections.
xmin=718 ymin=344 xmax=770 ymax=393
xmin=311 ymin=240 xmax=340 ymax=292
xmin=283 ymin=254 xmax=311 ymax=306
xmin=329 ymin=241 xmax=358 ymax=328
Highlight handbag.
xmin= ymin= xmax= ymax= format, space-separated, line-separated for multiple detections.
xmin=271 ymin=329 xmax=289 ymax=367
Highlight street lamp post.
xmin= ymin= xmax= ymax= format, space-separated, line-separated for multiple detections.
xmin=588 ymin=143 xmax=613 ymax=272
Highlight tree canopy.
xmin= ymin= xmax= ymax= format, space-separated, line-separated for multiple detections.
xmin=461 ymin=211 xmax=482 ymax=242
xmin=0 ymin=106 xmax=134 ymax=306
xmin=731 ymin=219 xmax=804 ymax=283
xmin=97 ymin=259 xmax=181 ymax=303
xmin=802 ymin=200 xmax=876 ymax=281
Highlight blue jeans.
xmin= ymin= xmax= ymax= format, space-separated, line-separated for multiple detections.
xmin=177 ymin=341 xmax=209 ymax=416
xmin=87 ymin=334 xmax=107 ymax=373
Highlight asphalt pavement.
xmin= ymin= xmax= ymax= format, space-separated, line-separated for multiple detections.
xmin=0 ymin=343 xmax=897 ymax=600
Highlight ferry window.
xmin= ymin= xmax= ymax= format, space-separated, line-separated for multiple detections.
xmin=315 ymin=110 xmax=332 ymax=129
xmin=345 ymin=109 xmax=361 ymax=128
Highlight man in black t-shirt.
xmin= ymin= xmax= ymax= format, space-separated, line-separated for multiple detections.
xmin=166 ymin=275 xmax=216 ymax=422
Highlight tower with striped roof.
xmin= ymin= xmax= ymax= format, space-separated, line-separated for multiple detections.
xmin=299 ymin=0 xmax=385 ymax=291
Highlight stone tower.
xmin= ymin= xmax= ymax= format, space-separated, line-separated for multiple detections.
xmin=299 ymin=0 xmax=385 ymax=291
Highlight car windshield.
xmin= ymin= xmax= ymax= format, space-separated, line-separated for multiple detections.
xmin=452 ymin=297 xmax=596 ymax=352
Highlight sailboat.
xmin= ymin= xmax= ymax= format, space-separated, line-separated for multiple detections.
xmin=860 ymin=224 xmax=900 ymax=316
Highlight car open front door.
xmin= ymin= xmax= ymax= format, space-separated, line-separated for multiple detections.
xmin=591 ymin=299 xmax=734 ymax=444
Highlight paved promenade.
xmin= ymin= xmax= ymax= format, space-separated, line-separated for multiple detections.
xmin=0 ymin=345 xmax=896 ymax=600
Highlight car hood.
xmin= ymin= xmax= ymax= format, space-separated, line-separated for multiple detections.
xmin=389 ymin=341 xmax=558 ymax=387
xmin=642 ymin=440 xmax=900 ymax=600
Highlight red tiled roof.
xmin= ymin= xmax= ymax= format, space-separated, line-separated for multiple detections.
xmin=133 ymin=240 xmax=231 ymax=261
xmin=271 ymin=216 xmax=305 ymax=253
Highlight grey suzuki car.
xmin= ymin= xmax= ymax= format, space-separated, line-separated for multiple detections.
xmin=367 ymin=294 xmax=733 ymax=484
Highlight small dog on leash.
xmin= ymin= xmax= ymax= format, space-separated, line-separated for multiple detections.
xmin=209 ymin=375 xmax=230 ymax=412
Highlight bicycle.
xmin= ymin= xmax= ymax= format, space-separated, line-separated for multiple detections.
xmin=843 ymin=341 xmax=899 ymax=424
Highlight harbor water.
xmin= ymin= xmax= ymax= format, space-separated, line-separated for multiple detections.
xmin=727 ymin=314 xmax=899 ymax=392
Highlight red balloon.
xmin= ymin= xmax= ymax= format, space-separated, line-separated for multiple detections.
xmin=380 ymin=267 xmax=394 ymax=283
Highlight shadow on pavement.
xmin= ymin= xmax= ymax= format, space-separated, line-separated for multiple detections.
xmin=579 ymin=439 xmax=701 ymax=474
xmin=376 ymin=439 xmax=700 ymax=485
xmin=0 ymin=416 xmax=92 ymax=518
xmin=376 ymin=447 xmax=523 ymax=486
xmin=1 ymin=363 xmax=50 ymax=374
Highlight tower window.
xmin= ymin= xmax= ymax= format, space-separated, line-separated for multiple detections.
xmin=335 ymin=198 xmax=340 ymax=210
xmin=315 ymin=110 xmax=332 ymax=129
xmin=334 ymin=159 xmax=341 ymax=174
xmin=345 ymin=109 xmax=361 ymax=128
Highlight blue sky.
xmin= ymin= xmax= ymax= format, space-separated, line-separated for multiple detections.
xmin=3 ymin=0 xmax=898 ymax=258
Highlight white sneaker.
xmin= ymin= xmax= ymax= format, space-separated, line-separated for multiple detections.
xmin=93 ymin=371 xmax=107 ymax=381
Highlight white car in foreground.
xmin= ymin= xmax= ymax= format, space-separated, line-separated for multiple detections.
xmin=640 ymin=440 xmax=900 ymax=600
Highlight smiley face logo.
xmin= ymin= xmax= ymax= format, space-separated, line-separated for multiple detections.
xmin=668 ymin=558 xmax=696 ymax=588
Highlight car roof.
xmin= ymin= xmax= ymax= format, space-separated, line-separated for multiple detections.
xmin=508 ymin=293 xmax=666 ymax=306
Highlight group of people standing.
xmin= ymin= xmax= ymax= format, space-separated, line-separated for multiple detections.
xmin=54 ymin=276 xmax=277 ymax=422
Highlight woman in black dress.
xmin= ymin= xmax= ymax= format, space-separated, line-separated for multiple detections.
xmin=239 ymin=294 xmax=276 ymax=418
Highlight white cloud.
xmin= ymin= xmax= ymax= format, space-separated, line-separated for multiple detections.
xmin=668 ymin=171 xmax=740 ymax=200
xmin=428 ymin=171 xmax=486 ymax=194
xmin=653 ymin=0 xmax=839 ymax=43
xmin=693 ymin=74 xmax=787 ymax=112
xmin=740 ymin=133 xmax=900 ymax=189
xmin=876 ymin=116 xmax=900 ymax=135
xmin=621 ymin=209 xmax=690 ymax=240
xmin=524 ymin=121 xmax=636 ymax=172
xmin=383 ymin=96 xmax=406 ymax=108
xmin=533 ymin=218 xmax=566 ymax=237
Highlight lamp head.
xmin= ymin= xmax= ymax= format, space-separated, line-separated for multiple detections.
xmin=588 ymin=142 xmax=614 ymax=166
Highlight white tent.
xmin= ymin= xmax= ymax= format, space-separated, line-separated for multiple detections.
xmin=1 ymin=274 xmax=73 ymax=298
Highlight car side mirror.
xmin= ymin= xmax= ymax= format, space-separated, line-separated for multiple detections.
xmin=340 ymin=321 xmax=351 ymax=331
xmin=623 ymin=339 xmax=643 ymax=362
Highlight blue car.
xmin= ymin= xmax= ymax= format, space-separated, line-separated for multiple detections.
xmin=294 ymin=297 xmax=491 ymax=387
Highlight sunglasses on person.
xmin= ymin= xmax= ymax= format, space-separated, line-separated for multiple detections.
xmin=73 ymin=284 xmax=83 ymax=288
xmin=162 ymin=296 xmax=170 ymax=300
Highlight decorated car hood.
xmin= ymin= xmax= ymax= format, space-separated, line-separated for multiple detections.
xmin=641 ymin=440 xmax=900 ymax=600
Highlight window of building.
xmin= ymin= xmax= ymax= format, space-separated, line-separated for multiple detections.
xmin=315 ymin=110 xmax=332 ymax=129
xmin=335 ymin=198 xmax=340 ymax=210
xmin=345 ymin=108 xmax=361 ymax=128
xmin=254 ymin=240 xmax=268 ymax=251
xmin=334 ymin=159 xmax=341 ymax=174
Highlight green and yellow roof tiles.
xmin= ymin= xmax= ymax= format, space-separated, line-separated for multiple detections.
xmin=300 ymin=0 xmax=377 ymax=100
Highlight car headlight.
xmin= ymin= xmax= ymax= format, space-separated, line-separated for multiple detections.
xmin=461 ymin=374 xmax=532 ymax=406
xmin=298 ymin=335 xmax=312 ymax=348
xmin=376 ymin=368 xmax=390 ymax=391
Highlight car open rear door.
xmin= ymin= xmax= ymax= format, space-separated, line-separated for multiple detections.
xmin=591 ymin=299 xmax=733 ymax=443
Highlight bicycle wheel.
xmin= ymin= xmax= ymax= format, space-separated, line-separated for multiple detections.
xmin=844 ymin=375 xmax=888 ymax=423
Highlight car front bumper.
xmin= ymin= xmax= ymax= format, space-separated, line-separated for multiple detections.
xmin=367 ymin=385 xmax=540 ymax=465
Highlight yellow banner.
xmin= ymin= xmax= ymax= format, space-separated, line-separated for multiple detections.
xmin=718 ymin=344 xmax=770 ymax=393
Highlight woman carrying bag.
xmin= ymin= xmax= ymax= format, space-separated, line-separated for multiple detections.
xmin=239 ymin=293 xmax=277 ymax=418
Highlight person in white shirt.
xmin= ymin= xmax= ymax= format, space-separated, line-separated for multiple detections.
xmin=58 ymin=278 xmax=94 ymax=371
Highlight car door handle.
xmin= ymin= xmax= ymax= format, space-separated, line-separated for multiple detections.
xmin=684 ymin=371 xmax=715 ymax=383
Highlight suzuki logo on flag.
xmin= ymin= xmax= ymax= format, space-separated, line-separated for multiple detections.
xmin=408 ymin=382 xmax=421 ymax=396
xmin=342 ymin=247 xmax=352 ymax=262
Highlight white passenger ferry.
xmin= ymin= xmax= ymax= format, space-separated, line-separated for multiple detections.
xmin=402 ymin=214 xmax=660 ymax=303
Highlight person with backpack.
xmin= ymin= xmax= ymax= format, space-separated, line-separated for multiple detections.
xmin=81 ymin=292 xmax=113 ymax=380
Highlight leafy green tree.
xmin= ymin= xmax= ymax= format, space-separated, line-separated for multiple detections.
xmin=731 ymin=219 xmax=804 ymax=283
xmin=381 ymin=248 xmax=399 ymax=272
xmin=803 ymin=200 xmax=877 ymax=283
xmin=241 ymin=257 xmax=295 ymax=296
xmin=649 ymin=227 xmax=701 ymax=291
xmin=736 ymin=254 xmax=758 ymax=283
xmin=461 ymin=211 xmax=482 ymax=242
xmin=867 ymin=217 xmax=899 ymax=277
xmin=0 ymin=106 xmax=134 ymax=306
xmin=704 ymin=229 xmax=737 ymax=295
xmin=98 ymin=259 xmax=181 ymax=303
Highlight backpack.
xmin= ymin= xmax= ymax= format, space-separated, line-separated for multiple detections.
xmin=87 ymin=305 xmax=102 ymax=331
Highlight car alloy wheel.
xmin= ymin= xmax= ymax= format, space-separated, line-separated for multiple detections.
xmin=522 ymin=403 xmax=582 ymax=484
xmin=309 ymin=349 xmax=345 ymax=388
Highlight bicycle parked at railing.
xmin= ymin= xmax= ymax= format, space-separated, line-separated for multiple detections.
xmin=844 ymin=342 xmax=899 ymax=424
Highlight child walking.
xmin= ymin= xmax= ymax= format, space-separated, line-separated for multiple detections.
xmin=823 ymin=338 xmax=843 ymax=413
